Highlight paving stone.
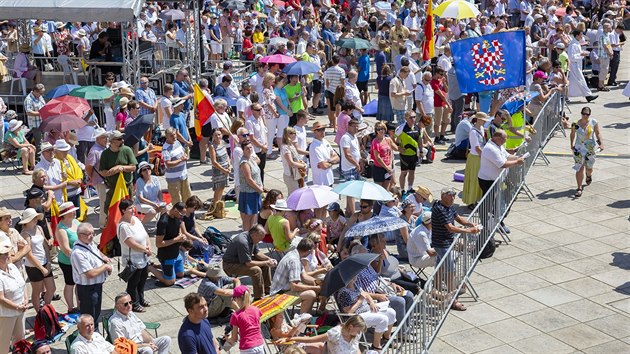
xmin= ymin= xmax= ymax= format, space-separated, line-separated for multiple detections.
xmin=474 ymin=260 xmax=524 ymax=280
xmin=582 ymin=340 xmax=630 ymax=354
xmin=586 ymin=314 xmax=630 ymax=340
xmin=591 ymin=269 xmax=630 ymax=288
xmin=494 ymin=272 xmax=553 ymax=293
xmin=452 ymin=303 xmax=511 ymax=327
xmin=476 ymin=344 xmax=524 ymax=354
xmin=437 ymin=314 xmax=474 ymax=336
xmin=487 ymin=294 xmax=546 ymax=317
xmin=479 ymin=318 xmax=542 ymax=343
xmin=554 ymin=299 xmax=617 ymax=322
xmin=429 ymin=338 xmax=464 ymax=354
xmin=517 ymin=308 xmax=580 ymax=333
xmin=558 ymin=277 xmax=617 ymax=298
xmin=549 ymin=324 xmax=615 ymax=350
xmin=529 ymin=264 xmax=583 ymax=284
xmin=470 ymin=280 xmax=517 ymax=302
xmin=608 ymin=297 xmax=630 ymax=315
xmin=441 ymin=327 xmax=504 ymax=354
xmin=511 ymin=333 xmax=576 ymax=354
xmin=524 ymin=286 xmax=583 ymax=307
xmin=563 ymin=257 xmax=615 ymax=276
xmin=500 ymin=254 xmax=556 ymax=272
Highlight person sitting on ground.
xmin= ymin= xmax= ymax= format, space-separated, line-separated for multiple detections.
xmin=71 ymin=314 xmax=116 ymax=354
xmin=407 ymin=212 xmax=436 ymax=269
xmin=222 ymin=225 xmax=275 ymax=301
xmin=404 ymin=185 xmax=433 ymax=218
xmin=109 ymin=292 xmax=172 ymax=354
xmin=178 ymin=240 xmax=209 ymax=278
xmin=197 ymin=265 xmax=241 ymax=321
xmin=270 ymin=238 xmax=322 ymax=314
xmin=180 ymin=196 xmax=209 ymax=258
xmin=266 ymin=199 xmax=302 ymax=252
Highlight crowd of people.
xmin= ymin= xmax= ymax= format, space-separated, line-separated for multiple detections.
xmin=0 ymin=0 xmax=626 ymax=353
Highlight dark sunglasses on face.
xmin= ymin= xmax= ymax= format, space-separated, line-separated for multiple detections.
xmin=252 ymin=108 xmax=262 ymax=111
xmin=241 ymin=133 xmax=250 ymax=137
xmin=376 ymin=128 xmax=385 ymax=132
xmin=360 ymin=205 xmax=370 ymax=209
xmin=314 ymin=128 xmax=325 ymax=132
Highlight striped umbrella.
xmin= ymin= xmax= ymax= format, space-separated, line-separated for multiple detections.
xmin=433 ymin=0 xmax=480 ymax=20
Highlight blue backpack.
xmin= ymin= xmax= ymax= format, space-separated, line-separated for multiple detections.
xmin=203 ymin=226 xmax=232 ymax=254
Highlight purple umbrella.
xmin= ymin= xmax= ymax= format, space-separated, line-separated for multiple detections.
xmin=286 ymin=185 xmax=339 ymax=211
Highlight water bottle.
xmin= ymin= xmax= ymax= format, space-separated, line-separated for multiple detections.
xmin=203 ymin=246 xmax=210 ymax=264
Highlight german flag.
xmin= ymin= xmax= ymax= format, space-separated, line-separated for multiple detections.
xmin=99 ymin=173 xmax=129 ymax=253
xmin=193 ymin=83 xmax=215 ymax=142
xmin=50 ymin=199 xmax=61 ymax=246
xmin=423 ymin=1 xmax=435 ymax=61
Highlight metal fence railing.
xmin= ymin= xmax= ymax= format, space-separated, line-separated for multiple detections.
xmin=379 ymin=92 xmax=561 ymax=353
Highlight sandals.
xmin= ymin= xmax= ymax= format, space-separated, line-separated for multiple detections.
xmin=451 ymin=301 xmax=467 ymax=311
xmin=575 ymin=188 xmax=583 ymax=198
xmin=586 ymin=176 xmax=592 ymax=185
xmin=133 ymin=304 xmax=146 ymax=313
xmin=140 ymin=300 xmax=151 ymax=307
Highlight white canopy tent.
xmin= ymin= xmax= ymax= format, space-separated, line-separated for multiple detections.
xmin=0 ymin=0 xmax=145 ymax=22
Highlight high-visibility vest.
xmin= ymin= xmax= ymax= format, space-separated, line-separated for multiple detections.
xmin=503 ymin=111 xmax=525 ymax=149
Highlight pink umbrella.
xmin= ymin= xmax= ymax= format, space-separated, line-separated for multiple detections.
xmin=39 ymin=95 xmax=91 ymax=120
xmin=259 ymin=54 xmax=297 ymax=65
xmin=287 ymin=185 xmax=339 ymax=211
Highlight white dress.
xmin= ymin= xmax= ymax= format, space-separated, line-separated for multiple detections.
xmin=567 ymin=38 xmax=594 ymax=98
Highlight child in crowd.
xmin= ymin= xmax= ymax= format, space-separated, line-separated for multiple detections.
xmin=269 ymin=312 xmax=323 ymax=354
xmin=226 ymin=285 xmax=265 ymax=353
xmin=324 ymin=202 xmax=346 ymax=251
xmin=179 ymin=240 xmax=208 ymax=278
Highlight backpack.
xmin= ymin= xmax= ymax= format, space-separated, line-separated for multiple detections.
xmin=479 ymin=237 xmax=496 ymax=259
xmin=203 ymin=226 xmax=232 ymax=254
xmin=34 ymin=304 xmax=62 ymax=341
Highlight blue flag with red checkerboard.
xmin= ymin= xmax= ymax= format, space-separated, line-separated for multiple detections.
xmin=451 ymin=30 xmax=526 ymax=94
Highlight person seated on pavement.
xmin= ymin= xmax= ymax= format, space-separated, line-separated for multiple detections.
xmin=149 ymin=202 xmax=188 ymax=287
xmin=222 ymin=225 xmax=276 ymax=301
xmin=369 ymin=233 xmax=421 ymax=294
xmin=197 ymin=264 xmax=241 ymax=322
xmin=109 ymin=292 xmax=172 ymax=354
xmin=407 ymin=211 xmax=437 ymax=269
xmin=71 ymin=314 xmax=116 ymax=354
xmin=349 ymin=241 xmax=414 ymax=330
xmin=270 ymin=238 xmax=322 ymax=314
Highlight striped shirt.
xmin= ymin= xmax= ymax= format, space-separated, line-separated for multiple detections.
xmin=324 ymin=65 xmax=346 ymax=94
xmin=71 ymin=241 xmax=107 ymax=285
xmin=430 ymin=200 xmax=458 ymax=248
xmin=24 ymin=93 xmax=46 ymax=128
xmin=162 ymin=141 xmax=188 ymax=183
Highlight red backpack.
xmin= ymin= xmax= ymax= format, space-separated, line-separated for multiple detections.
xmin=34 ymin=304 xmax=62 ymax=341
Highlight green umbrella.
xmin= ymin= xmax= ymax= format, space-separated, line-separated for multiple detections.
xmin=69 ymin=86 xmax=114 ymax=100
xmin=335 ymin=38 xmax=372 ymax=50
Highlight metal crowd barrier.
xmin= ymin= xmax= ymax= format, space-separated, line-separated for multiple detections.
xmin=380 ymin=92 xmax=561 ymax=353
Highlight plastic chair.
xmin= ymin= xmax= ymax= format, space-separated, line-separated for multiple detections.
xmin=8 ymin=69 xmax=27 ymax=96
xmin=57 ymin=55 xmax=79 ymax=85
xmin=64 ymin=330 xmax=79 ymax=353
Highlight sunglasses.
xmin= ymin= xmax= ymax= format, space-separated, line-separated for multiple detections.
xmin=360 ymin=205 xmax=370 ymax=209
xmin=241 ymin=133 xmax=250 ymax=137
xmin=252 ymin=108 xmax=262 ymax=111
xmin=582 ymin=112 xmax=590 ymax=116
xmin=112 ymin=137 xmax=123 ymax=141
xmin=314 ymin=128 xmax=325 ymax=132
xmin=120 ymin=301 xmax=133 ymax=306
xmin=376 ymin=128 xmax=385 ymax=132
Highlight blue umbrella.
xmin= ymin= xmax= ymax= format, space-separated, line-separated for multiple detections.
xmin=332 ymin=180 xmax=392 ymax=201
xmin=282 ymin=61 xmax=321 ymax=76
xmin=344 ymin=217 xmax=409 ymax=238
xmin=45 ymin=84 xmax=81 ymax=99
xmin=501 ymin=91 xmax=539 ymax=115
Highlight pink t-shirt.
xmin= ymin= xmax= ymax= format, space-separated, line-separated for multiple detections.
xmin=116 ymin=111 xmax=129 ymax=128
xmin=230 ymin=305 xmax=264 ymax=350
xmin=335 ymin=112 xmax=352 ymax=145
xmin=370 ymin=137 xmax=392 ymax=168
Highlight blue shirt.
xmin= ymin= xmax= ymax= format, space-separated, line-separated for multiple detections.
xmin=210 ymin=24 xmax=221 ymax=41
xmin=358 ymin=54 xmax=370 ymax=82
xmin=170 ymin=113 xmax=190 ymax=141
xmin=274 ymin=87 xmax=289 ymax=115
xmin=178 ymin=317 xmax=218 ymax=354
xmin=322 ymin=28 xmax=335 ymax=44
xmin=134 ymin=87 xmax=157 ymax=116
xmin=375 ymin=51 xmax=386 ymax=78
xmin=173 ymin=80 xmax=191 ymax=111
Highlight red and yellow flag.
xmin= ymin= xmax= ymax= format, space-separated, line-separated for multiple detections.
xmin=423 ymin=1 xmax=435 ymax=61
xmin=50 ymin=199 xmax=61 ymax=246
xmin=193 ymin=83 xmax=215 ymax=142
xmin=99 ymin=173 xmax=129 ymax=252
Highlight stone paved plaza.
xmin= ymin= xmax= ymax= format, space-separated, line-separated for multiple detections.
xmin=1 ymin=72 xmax=628 ymax=353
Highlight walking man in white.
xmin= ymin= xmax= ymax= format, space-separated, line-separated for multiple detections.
xmin=567 ymin=30 xmax=598 ymax=103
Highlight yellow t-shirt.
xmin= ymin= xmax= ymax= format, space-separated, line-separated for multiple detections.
xmin=253 ymin=32 xmax=264 ymax=44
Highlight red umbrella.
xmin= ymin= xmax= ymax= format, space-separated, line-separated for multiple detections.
xmin=273 ymin=0 xmax=286 ymax=7
xmin=39 ymin=95 xmax=91 ymax=120
xmin=259 ymin=54 xmax=297 ymax=65
xmin=39 ymin=115 xmax=87 ymax=132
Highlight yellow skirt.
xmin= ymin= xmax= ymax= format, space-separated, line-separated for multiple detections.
xmin=462 ymin=154 xmax=483 ymax=205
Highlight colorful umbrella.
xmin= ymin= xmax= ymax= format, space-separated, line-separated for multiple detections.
xmin=268 ymin=37 xmax=289 ymax=47
xmin=39 ymin=115 xmax=87 ymax=132
xmin=375 ymin=1 xmax=392 ymax=11
xmin=45 ymin=84 xmax=80 ymax=100
xmin=69 ymin=86 xmax=114 ymax=100
xmin=219 ymin=0 xmax=247 ymax=11
xmin=332 ymin=180 xmax=392 ymax=201
xmin=39 ymin=96 xmax=91 ymax=120
xmin=320 ymin=253 xmax=379 ymax=297
xmin=286 ymin=185 xmax=339 ymax=211
xmin=259 ymin=54 xmax=297 ymax=65
xmin=282 ymin=61 xmax=321 ymax=75
xmin=159 ymin=9 xmax=186 ymax=21
xmin=335 ymin=38 xmax=372 ymax=50
xmin=433 ymin=0 xmax=480 ymax=20
xmin=344 ymin=217 xmax=409 ymax=239
xmin=252 ymin=294 xmax=299 ymax=322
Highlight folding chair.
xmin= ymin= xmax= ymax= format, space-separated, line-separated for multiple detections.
xmin=64 ymin=330 xmax=79 ymax=352
xmin=0 ymin=147 xmax=21 ymax=173
xmin=102 ymin=314 xmax=161 ymax=342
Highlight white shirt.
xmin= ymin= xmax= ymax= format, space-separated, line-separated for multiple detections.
xmin=71 ymin=332 xmax=115 ymax=354
xmin=118 ymin=217 xmax=150 ymax=268
xmin=309 ymin=138 xmax=335 ymax=186
xmin=232 ymin=146 xmax=243 ymax=187
xmin=71 ymin=241 xmax=108 ymax=285
xmin=437 ymin=55 xmax=452 ymax=72
xmin=344 ymin=81 xmax=362 ymax=120
xmin=109 ymin=310 xmax=146 ymax=344
xmin=340 ymin=132 xmax=360 ymax=172
xmin=468 ymin=127 xmax=485 ymax=156
xmin=295 ymin=125 xmax=307 ymax=152
xmin=245 ymin=116 xmax=267 ymax=153
xmin=236 ymin=95 xmax=251 ymax=118
xmin=415 ymin=81 xmax=434 ymax=114
xmin=479 ymin=140 xmax=508 ymax=180
xmin=408 ymin=224 xmax=432 ymax=267
xmin=35 ymin=157 xmax=64 ymax=202
xmin=159 ymin=96 xmax=172 ymax=130
xmin=0 ymin=262 xmax=25 ymax=317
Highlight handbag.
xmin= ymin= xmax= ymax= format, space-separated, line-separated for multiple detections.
xmin=116 ymin=224 xmax=137 ymax=282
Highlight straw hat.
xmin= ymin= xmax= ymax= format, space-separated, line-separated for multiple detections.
xmin=58 ymin=202 xmax=79 ymax=217
xmin=119 ymin=87 xmax=135 ymax=97
xmin=55 ymin=22 xmax=66 ymax=29
xmin=119 ymin=97 xmax=130 ymax=109
xmin=311 ymin=121 xmax=326 ymax=131
xmin=0 ymin=207 xmax=12 ymax=218
xmin=19 ymin=208 xmax=43 ymax=224
xmin=0 ymin=238 xmax=12 ymax=254
xmin=415 ymin=186 xmax=434 ymax=202
xmin=20 ymin=44 xmax=31 ymax=52
xmin=66 ymin=131 xmax=79 ymax=146
xmin=77 ymin=29 xmax=87 ymax=37
xmin=93 ymin=127 xmax=108 ymax=139
xmin=40 ymin=142 xmax=54 ymax=152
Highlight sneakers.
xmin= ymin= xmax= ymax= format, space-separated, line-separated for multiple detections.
xmin=586 ymin=95 xmax=599 ymax=102
xmin=434 ymin=135 xmax=447 ymax=145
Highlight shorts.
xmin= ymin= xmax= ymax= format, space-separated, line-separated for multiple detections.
xmin=210 ymin=41 xmax=222 ymax=54
xmin=59 ymin=262 xmax=75 ymax=286
xmin=136 ymin=203 xmax=157 ymax=214
xmin=159 ymin=254 xmax=185 ymax=280
xmin=341 ymin=168 xmax=362 ymax=181
xmin=312 ymin=80 xmax=323 ymax=94
xmin=202 ymin=123 xmax=213 ymax=138
xmin=400 ymin=154 xmax=419 ymax=171
xmin=435 ymin=246 xmax=455 ymax=273
xmin=372 ymin=165 xmax=391 ymax=183
xmin=25 ymin=263 xmax=53 ymax=282
xmin=325 ymin=90 xmax=335 ymax=105
xmin=357 ymin=81 xmax=368 ymax=92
